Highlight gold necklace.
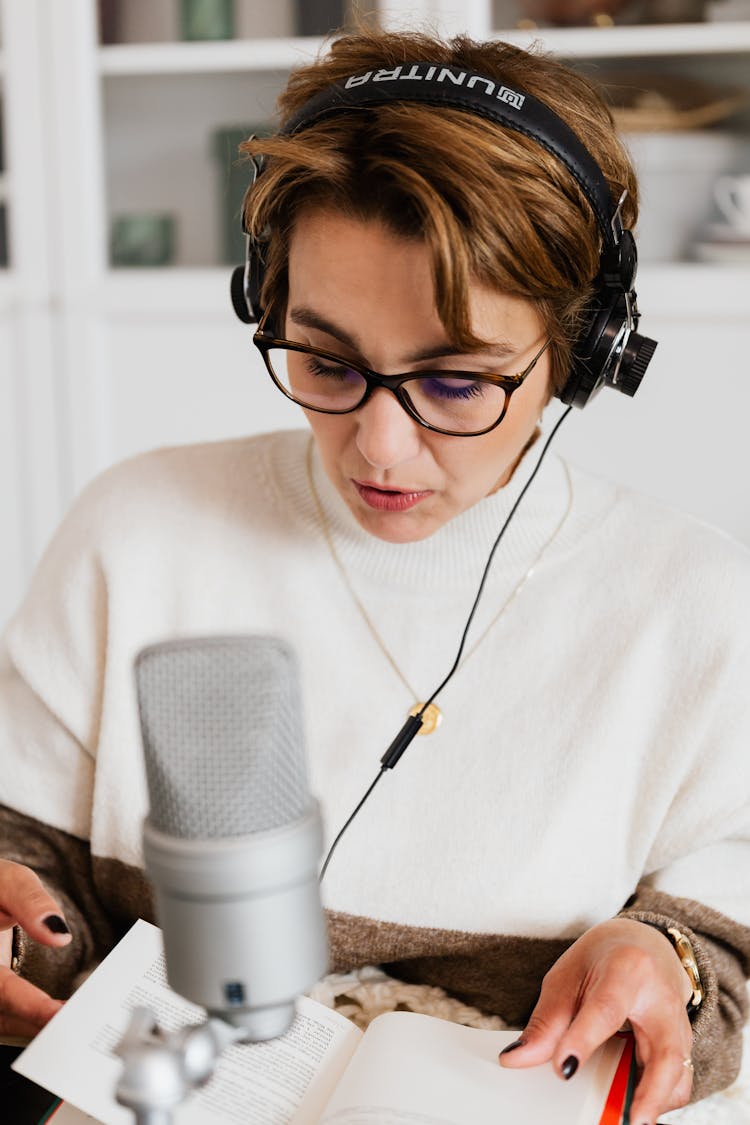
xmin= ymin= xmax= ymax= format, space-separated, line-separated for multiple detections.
xmin=305 ymin=436 xmax=572 ymax=735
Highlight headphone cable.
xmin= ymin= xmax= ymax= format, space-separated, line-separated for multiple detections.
xmin=319 ymin=404 xmax=573 ymax=882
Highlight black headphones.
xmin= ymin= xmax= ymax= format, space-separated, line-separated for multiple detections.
xmin=231 ymin=62 xmax=657 ymax=408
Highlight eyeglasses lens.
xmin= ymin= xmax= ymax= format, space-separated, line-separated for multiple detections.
xmin=266 ymin=347 xmax=508 ymax=434
xmin=268 ymin=348 xmax=366 ymax=412
xmin=405 ymin=375 xmax=507 ymax=434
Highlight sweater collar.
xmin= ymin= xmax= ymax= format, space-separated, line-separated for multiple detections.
xmin=281 ymin=427 xmax=578 ymax=594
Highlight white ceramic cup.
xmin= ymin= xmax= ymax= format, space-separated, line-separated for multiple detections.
xmin=714 ymin=174 xmax=750 ymax=234
xmin=623 ymin=131 xmax=744 ymax=261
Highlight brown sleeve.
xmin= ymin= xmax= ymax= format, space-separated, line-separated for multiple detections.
xmin=618 ymin=884 xmax=750 ymax=1101
xmin=0 ymin=805 xmax=120 ymax=999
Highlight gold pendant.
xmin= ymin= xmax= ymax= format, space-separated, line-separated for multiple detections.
xmin=409 ymin=702 xmax=443 ymax=736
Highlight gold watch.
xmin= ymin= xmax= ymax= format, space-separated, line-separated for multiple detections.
xmin=639 ymin=920 xmax=704 ymax=1014
xmin=664 ymin=926 xmax=704 ymax=1014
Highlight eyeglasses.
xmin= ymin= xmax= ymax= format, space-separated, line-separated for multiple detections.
xmin=252 ymin=316 xmax=550 ymax=438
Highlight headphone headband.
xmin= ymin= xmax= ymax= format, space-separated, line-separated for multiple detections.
xmin=282 ymin=63 xmax=623 ymax=267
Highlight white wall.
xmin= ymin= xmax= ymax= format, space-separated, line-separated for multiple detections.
xmin=555 ymin=278 xmax=750 ymax=544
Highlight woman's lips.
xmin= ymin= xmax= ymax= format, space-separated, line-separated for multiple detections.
xmin=353 ymin=480 xmax=433 ymax=512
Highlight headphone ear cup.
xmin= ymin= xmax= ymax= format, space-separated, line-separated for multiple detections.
xmin=230 ymin=240 xmax=267 ymax=326
xmin=557 ymin=290 xmax=624 ymax=408
xmin=246 ymin=242 xmax=266 ymax=324
xmin=231 ymin=266 xmax=253 ymax=324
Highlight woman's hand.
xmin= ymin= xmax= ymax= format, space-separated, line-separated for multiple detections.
xmin=499 ymin=917 xmax=695 ymax=1124
xmin=0 ymin=859 xmax=72 ymax=1037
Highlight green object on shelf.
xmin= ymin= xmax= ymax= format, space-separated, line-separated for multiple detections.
xmin=213 ymin=124 xmax=272 ymax=267
xmin=181 ymin=0 xmax=234 ymax=41
xmin=111 ymin=214 xmax=176 ymax=267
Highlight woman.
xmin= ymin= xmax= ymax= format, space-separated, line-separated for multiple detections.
xmin=1 ymin=28 xmax=748 ymax=1124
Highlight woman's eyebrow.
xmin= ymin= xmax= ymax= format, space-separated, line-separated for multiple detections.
xmin=288 ymin=305 xmax=517 ymax=362
xmin=289 ymin=306 xmax=359 ymax=351
xmin=406 ymin=341 xmax=518 ymax=363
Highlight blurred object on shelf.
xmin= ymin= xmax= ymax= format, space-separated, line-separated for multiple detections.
xmin=295 ymin=0 xmax=347 ymax=36
xmin=98 ymin=0 xmax=299 ymax=42
xmin=213 ymin=125 xmax=272 ymax=266
xmin=692 ymin=171 xmax=750 ymax=258
xmin=642 ymin=0 xmax=706 ymax=19
xmin=602 ymin=71 xmax=747 ymax=130
xmin=714 ymin=172 xmax=750 ymax=231
xmin=98 ymin=0 xmax=179 ymax=43
xmin=98 ymin=0 xmax=118 ymax=44
xmin=692 ymin=228 xmax=750 ymax=259
xmin=705 ymin=0 xmax=750 ymax=17
xmin=0 ymin=204 xmax=8 ymax=269
xmin=111 ymin=214 xmax=176 ymax=267
xmin=518 ymin=0 xmax=630 ymax=23
xmin=518 ymin=0 xmax=707 ymax=21
xmin=181 ymin=0 xmax=233 ymax=40
xmin=625 ymin=130 xmax=747 ymax=260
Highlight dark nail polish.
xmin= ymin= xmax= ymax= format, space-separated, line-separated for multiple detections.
xmin=561 ymin=1055 xmax=579 ymax=1080
xmin=44 ymin=914 xmax=70 ymax=935
xmin=499 ymin=1038 xmax=524 ymax=1056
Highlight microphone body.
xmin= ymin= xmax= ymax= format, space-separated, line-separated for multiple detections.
xmin=135 ymin=635 xmax=328 ymax=1042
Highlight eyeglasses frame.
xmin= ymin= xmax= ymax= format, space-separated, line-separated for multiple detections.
xmin=252 ymin=319 xmax=551 ymax=438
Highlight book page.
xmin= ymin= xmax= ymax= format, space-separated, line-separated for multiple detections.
xmin=13 ymin=919 xmax=361 ymax=1125
xmin=319 ymin=1010 xmax=624 ymax=1125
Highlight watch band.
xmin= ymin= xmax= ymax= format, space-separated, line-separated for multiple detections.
xmin=640 ymin=921 xmax=704 ymax=1014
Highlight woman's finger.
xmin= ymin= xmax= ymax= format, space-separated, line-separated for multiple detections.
xmin=0 ymin=1012 xmax=58 ymax=1040
xmin=498 ymin=966 xmax=578 ymax=1068
xmin=666 ymin=1060 xmax=695 ymax=1114
xmin=629 ymin=1041 xmax=694 ymax=1123
xmin=0 ymin=965 xmax=63 ymax=1030
xmin=551 ymin=974 xmax=633 ymax=1077
xmin=0 ymin=861 xmax=72 ymax=946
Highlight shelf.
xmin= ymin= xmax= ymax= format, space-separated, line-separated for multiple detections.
xmin=85 ymin=269 xmax=237 ymax=316
xmin=491 ymin=20 xmax=750 ymax=58
xmin=99 ymin=36 xmax=328 ymax=76
xmin=637 ymin=262 xmax=750 ymax=317
xmin=82 ymin=262 xmax=750 ymax=320
xmin=96 ymin=23 xmax=750 ymax=75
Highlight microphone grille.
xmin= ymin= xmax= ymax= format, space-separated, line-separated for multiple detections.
xmin=135 ymin=636 xmax=311 ymax=839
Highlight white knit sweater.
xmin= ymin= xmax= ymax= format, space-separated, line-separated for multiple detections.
xmin=2 ymin=427 xmax=749 ymax=939
xmin=3 ymin=426 xmax=750 ymax=1100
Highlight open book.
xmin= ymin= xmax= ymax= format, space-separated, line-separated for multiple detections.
xmin=14 ymin=919 xmax=634 ymax=1124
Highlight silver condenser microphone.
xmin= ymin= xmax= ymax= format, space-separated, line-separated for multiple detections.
xmin=135 ymin=634 xmax=328 ymax=1043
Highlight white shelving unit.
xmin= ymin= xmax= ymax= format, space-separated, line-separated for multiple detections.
xmin=1 ymin=0 xmax=750 ymax=631
xmin=99 ymin=36 xmax=332 ymax=74
xmin=494 ymin=19 xmax=750 ymax=55
xmin=0 ymin=0 xmax=67 ymax=629
xmin=96 ymin=19 xmax=750 ymax=72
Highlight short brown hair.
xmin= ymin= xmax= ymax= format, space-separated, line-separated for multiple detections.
xmin=241 ymin=27 xmax=638 ymax=394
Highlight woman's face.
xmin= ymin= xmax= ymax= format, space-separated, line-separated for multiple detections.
xmin=286 ymin=208 xmax=552 ymax=544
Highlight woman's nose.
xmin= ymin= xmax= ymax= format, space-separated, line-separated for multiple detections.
xmin=355 ymin=387 xmax=422 ymax=471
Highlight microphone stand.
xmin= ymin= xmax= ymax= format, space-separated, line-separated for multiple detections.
xmin=115 ymin=1006 xmax=245 ymax=1124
